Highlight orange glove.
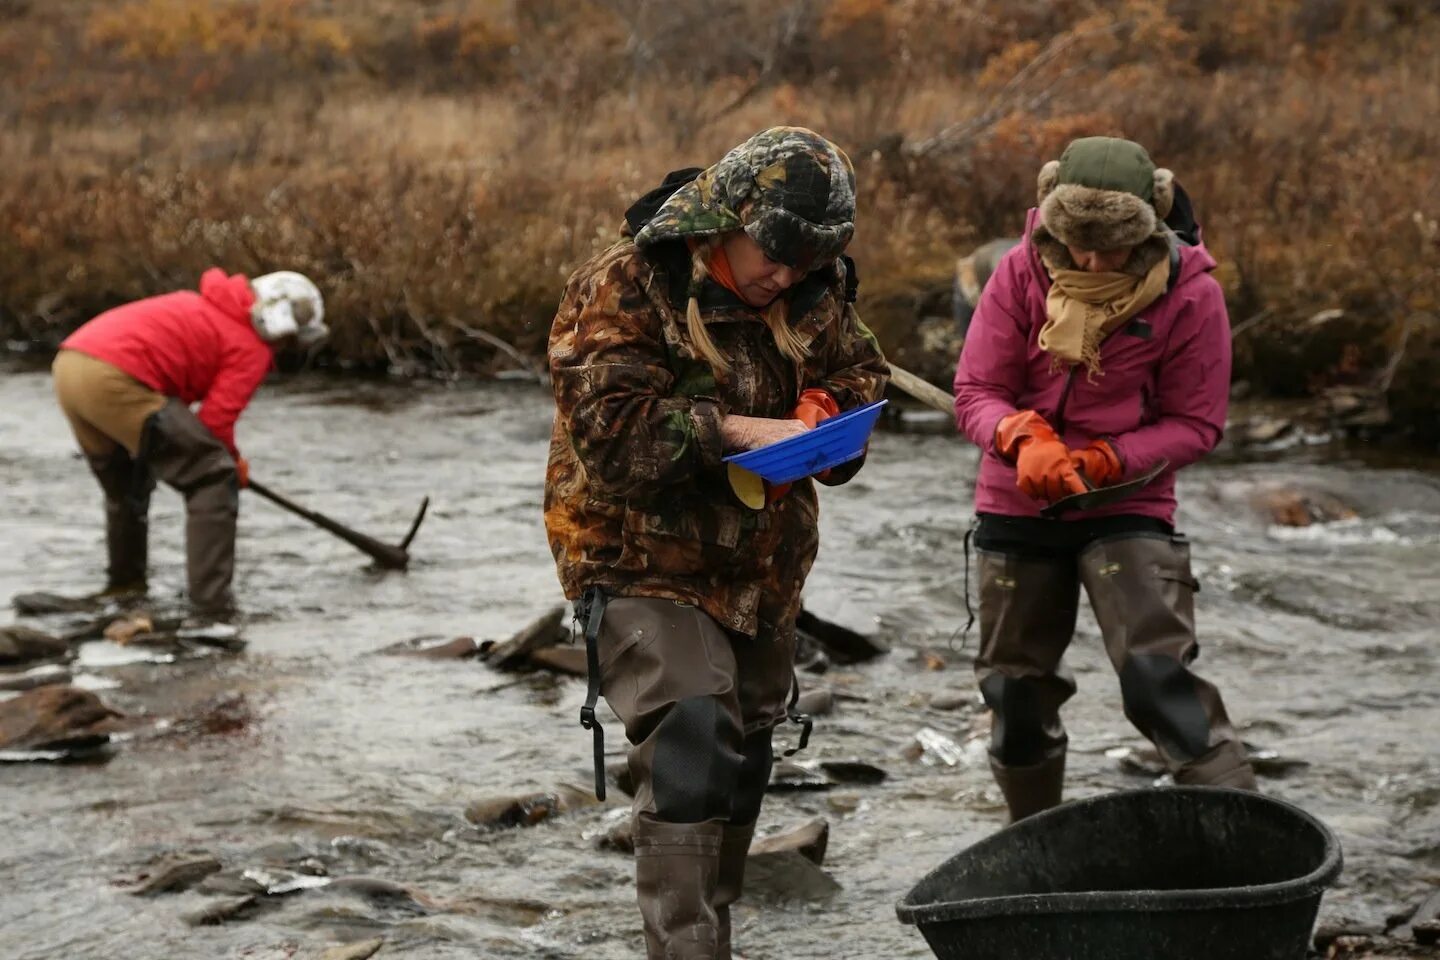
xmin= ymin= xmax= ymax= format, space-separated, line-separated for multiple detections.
xmin=1069 ymin=439 xmax=1123 ymax=487
xmin=235 ymin=456 xmax=250 ymax=489
xmin=766 ymin=389 xmax=842 ymax=503
xmin=995 ymin=410 xmax=1088 ymax=503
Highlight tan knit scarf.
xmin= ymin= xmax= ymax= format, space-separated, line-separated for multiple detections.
xmin=1040 ymin=255 xmax=1170 ymax=377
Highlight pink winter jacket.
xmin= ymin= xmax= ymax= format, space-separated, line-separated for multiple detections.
xmin=62 ymin=269 xmax=270 ymax=457
xmin=952 ymin=209 xmax=1232 ymax=525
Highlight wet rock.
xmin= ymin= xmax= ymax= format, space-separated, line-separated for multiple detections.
xmin=182 ymin=894 xmax=259 ymax=926
xmin=478 ymin=605 xmax=568 ymax=670
xmin=750 ymin=818 xmax=828 ymax=866
xmin=197 ymin=869 xmax=266 ymax=897
xmin=463 ymin=784 xmax=597 ymax=830
xmin=1110 ymin=745 xmax=1166 ymax=777
xmin=0 ymin=665 xmax=72 ymax=692
xmin=325 ymin=875 xmax=430 ymax=913
xmin=127 ymin=854 xmax=223 ymax=895
xmin=178 ymin=692 xmax=256 ymax=737
xmin=928 ymin=692 xmax=970 ymax=711
xmin=826 ymin=794 xmax=861 ymax=815
xmin=795 ymin=608 xmax=889 ymax=664
xmin=330 ymin=836 xmax=397 ymax=866
xmin=767 ymin=760 xmax=832 ymax=792
xmin=1315 ymin=919 xmax=1386 ymax=951
xmin=1244 ymin=744 xmax=1312 ymax=778
xmin=103 ymin=613 xmax=154 ymax=646
xmin=0 ymin=685 xmax=120 ymax=751
xmin=744 ymin=849 xmax=840 ymax=902
xmin=375 ymin=636 xmax=478 ymax=659
xmin=1395 ymin=890 xmax=1440 ymax=942
xmin=0 ymin=626 xmax=68 ymax=665
xmin=905 ymin=727 xmax=968 ymax=767
xmin=11 ymin=591 xmax=110 ymax=616
xmin=595 ymin=818 xmax=634 ymax=854
xmin=527 ymin=644 xmax=587 ymax=677
xmin=793 ymin=638 xmax=831 ymax=675
xmin=606 ymin=760 xmax=635 ymax=798
xmin=1250 ymin=486 xmax=1358 ymax=527
xmin=242 ymin=866 xmax=332 ymax=895
xmin=318 ymin=937 xmax=385 ymax=960
xmin=818 ymin=760 xmax=888 ymax=786
xmin=794 ymin=686 xmax=833 ymax=716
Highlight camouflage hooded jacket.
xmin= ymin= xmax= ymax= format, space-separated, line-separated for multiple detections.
xmin=544 ymin=142 xmax=889 ymax=639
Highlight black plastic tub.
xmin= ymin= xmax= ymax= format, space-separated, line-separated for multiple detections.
xmin=896 ymin=787 xmax=1342 ymax=960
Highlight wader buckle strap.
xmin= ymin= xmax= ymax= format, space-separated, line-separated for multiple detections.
xmin=781 ymin=669 xmax=812 ymax=757
xmin=576 ymin=586 xmax=609 ymax=801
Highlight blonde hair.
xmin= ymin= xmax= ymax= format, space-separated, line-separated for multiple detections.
xmin=684 ymin=235 xmax=811 ymax=378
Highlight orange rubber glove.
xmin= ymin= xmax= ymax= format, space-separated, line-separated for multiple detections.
xmin=235 ymin=456 xmax=250 ymax=489
xmin=766 ymin=389 xmax=841 ymax=503
xmin=995 ymin=410 xmax=1088 ymax=503
xmin=1068 ymin=439 xmax=1123 ymax=487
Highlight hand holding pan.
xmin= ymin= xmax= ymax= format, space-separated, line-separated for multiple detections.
xmin=1040 ymin=459 xmax=1171 ymax=518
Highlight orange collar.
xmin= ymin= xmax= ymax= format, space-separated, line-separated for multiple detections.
xmin=689 ymin=239 xmax=747 ymax=301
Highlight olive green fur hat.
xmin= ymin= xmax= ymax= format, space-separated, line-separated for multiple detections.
xmin=1037 ymin=137 xmax=1174 ymax=252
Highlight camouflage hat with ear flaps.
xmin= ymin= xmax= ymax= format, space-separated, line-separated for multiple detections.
xmin=1037 ymin=137 xmax=1175 ymax=252
xmin=635 ymin=126 xmax=856 ymax=272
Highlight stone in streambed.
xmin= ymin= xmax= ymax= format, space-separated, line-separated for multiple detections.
xmin=750 ymin=817 xmax=829 ymax=866
xmin=0 ymin=626 xmax=68 ymax=665
xmin=0 ymin=685 xmax=120 ymax=751
xmin=318 ymin=938 xmax=385 ymax=960
xmin=182 ymin=895 xmax=259 ymax=926
xmin=126 ymin=854 xmax=223 ymax=895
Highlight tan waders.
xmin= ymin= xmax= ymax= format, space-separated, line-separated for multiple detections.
xmin=53 ymin=351 xmax=240 ymax=614
xmin=975 ymin=529 xmax=1256 ymax=823
xmin=592 ymin=596 xmax=797 ymax=959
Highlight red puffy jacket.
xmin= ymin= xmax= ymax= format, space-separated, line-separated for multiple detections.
xmin=61 ymin=269 xmax=272 ymax=456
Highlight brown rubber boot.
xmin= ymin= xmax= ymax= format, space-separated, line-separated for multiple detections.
xmin=1176 ymin=740 xmax=1258 ymax=790
xmin=140 ymin=400 xmax=239 ymax=616
xmin=713 ymin=822 xmax=755 ymax=960
xmin=634 ymin=815 xmax=724 ymax=960
xmin=85 ymin=449 xmax=154 ymax=592
xmin=990 ymin=751 xmax=1066 ymax=823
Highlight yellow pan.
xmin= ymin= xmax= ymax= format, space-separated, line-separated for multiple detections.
xmin=727 ymin=462 xmax=766 ymax=511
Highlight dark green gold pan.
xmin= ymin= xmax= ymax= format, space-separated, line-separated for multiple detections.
xmin=1040 ymin=459 xmax=1171 ymax=518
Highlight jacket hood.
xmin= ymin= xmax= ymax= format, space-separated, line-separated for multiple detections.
xmin=199 ymin=268 xmax=257 ymax=324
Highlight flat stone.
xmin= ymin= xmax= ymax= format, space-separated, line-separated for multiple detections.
xmin=818 ymin=760 xmax=887 ymax=786
xmin=128 ymin=854 xmax=223 ymax=896
xmin=767 ymin=761 xmax=831 ymax=792
xmin=0 ymin=626 xmax=68 ymax=665
xmin=464 ymin=784 xmax=596 ymax=830
xmin=12 ymin=592 xmax=107 ymax=615
xmin=528 ymin=645 xmax=587 ymax=677
xmin=0 ymin=666 xmax=72 ymax=692
xmin=794 ymin=686 xmax=833 ymax=716
xmin=182 ymin=895 xmax=258 ymax=926
xmin=928 ymin=692 xmax=969 ymax=711
xmin=0 ymin=685 xmax=120 ymax=751
xmin=595 ymin=819 xmax=633 ymax=854
xmin=375 ymin=636 xmax=478 ymax=659
xmin=749 ymin=817 xmax=828 ymax=866
xmin=318 ymin=938 xmax=385 ymax=960
xmin=743 ymin=849 xmax=840 ymax=902
xmin=795 ymin=608 xmax=888 ymax=663
xmin=478 ymin=605 xmax=568 ymax=670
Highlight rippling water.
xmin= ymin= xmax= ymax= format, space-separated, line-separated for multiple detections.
xmin=1 ymin=359 xmax=1436 ymax=959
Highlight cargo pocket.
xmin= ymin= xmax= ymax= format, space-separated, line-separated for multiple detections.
xmin=616 ymin=502 xmax=743 ymax=578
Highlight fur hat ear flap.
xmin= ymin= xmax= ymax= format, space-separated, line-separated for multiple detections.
xmin=1036 ymin=160 xmax=1060 ymax=205
xmin=1152 ymin=168 xmax=1174 ymax=220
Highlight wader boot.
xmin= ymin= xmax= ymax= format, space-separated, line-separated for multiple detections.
xmin=1078 ymin=533 xmax=1257 ymax=790
xmin=713 ymin=822 xmax=755 ymax=960
xmin=140 ymin=400 xmax=240 ymax=616
xmin=84 ymin=447 xmax=155 ymax=594
xmin=974 ymin=549 xmax=1081 ymax=822
xmin=586 ymin=597 xmax=798 ymax=959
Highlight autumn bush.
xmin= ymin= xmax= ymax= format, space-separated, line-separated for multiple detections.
xmin=1 ymin=0 xmax=1436 ymax=433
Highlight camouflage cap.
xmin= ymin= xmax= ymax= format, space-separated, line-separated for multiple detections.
xmin=635 ymin=126 xmax=856 ymax=272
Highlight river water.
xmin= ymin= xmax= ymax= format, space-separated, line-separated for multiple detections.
xmin=1 ymin=359 xmax=1437 ymax=959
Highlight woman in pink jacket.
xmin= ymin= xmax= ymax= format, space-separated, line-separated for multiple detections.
xmin=52 ymin=269 xmax=325 ymax=616
xmin=953 ymin=137 xmax=1256 ymax=822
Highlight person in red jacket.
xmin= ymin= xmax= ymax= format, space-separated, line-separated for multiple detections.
xmin=52 ymin=268 xmax=326 ymax=615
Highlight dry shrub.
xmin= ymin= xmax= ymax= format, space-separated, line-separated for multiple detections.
xmin=2 ymin=0 xmax=1438 ymax=434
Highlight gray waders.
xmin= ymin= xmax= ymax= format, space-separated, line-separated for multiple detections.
xmin=574 ymin=594 xmax=802 ymax=960
xmin=975 ymin=529 xmax=1256 ymax=823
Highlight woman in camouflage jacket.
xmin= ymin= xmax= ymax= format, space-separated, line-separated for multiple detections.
xmin=544 ymin=126 xmax=889 ymax=959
